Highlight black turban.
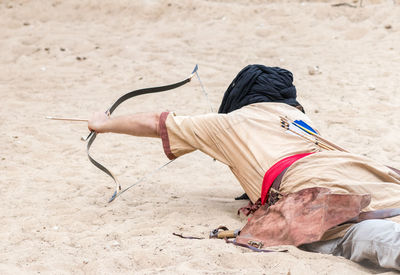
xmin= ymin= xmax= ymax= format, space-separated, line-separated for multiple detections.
xmin=218 ymin=65 xmax=303 ymax=114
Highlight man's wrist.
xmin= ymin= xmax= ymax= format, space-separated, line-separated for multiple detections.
xmin=102 ymin=117 xmax=115 ymax=133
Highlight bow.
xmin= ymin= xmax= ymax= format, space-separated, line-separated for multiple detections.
xmin=85 ymin=65 xmax=199 ymax=202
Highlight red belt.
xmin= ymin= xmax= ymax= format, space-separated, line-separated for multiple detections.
xmin=261 ymin=153 xmax=314 ymax=205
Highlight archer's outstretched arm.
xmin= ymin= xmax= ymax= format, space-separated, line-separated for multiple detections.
xmin=88 ymin=112 xmax=161 ymax=138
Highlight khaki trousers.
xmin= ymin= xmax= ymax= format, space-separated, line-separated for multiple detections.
xmin=300 ymin=220 xmax=400 ymax=271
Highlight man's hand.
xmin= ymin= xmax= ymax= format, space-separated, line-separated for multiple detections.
xmin=88 ymin=112 xmax=111 ymax=133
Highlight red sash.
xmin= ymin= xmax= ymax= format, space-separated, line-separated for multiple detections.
xmin=261 ymin=153 xmax=314 ymax=205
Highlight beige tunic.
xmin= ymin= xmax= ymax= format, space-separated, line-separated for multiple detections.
xmin=160 ymin=102 xmax=400 ymax=238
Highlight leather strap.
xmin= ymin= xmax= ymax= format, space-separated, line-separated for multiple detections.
xmin=172 ymin=233 xmax=204 ymax=240
xmin=224 ymin=238 xmax=288 ymax=253
xmin=271 ymin=167 xmax=288 ymax=191
xmin=344 ymin=208 xmax=400 ymax=224
xmin=266 ymin=167 xmax=288 ymax=206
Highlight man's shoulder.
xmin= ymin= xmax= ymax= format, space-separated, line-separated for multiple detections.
xmin=236 ymin=102 xmax=308 ymax=118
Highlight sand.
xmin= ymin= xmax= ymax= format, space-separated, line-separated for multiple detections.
xmin=1 ymin=0 xmax=399 ymax=274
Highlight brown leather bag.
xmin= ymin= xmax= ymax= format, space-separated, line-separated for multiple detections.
xmin=236 ymin=187 xmax=371 ymax=248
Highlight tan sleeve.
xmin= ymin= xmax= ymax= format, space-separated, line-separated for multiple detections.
xmin=159 ymin=111 xmax=231 ymax=165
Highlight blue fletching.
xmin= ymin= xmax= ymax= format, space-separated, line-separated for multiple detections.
xmin=294 ymin=120 xmax=317 ymax=134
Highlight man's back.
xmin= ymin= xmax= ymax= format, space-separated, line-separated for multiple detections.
xmin=162 ymin=102 xmax=318 ymax=202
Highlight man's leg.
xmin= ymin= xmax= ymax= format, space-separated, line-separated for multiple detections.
xmin=300 ymin=219 xmax=400 ymax=270
xmin=332 ymin=219 xmax=400 ymax=270
xmin=299 ymin=238 xmax=340 ymax=254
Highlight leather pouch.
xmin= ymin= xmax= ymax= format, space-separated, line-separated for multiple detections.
xmin=236 ymin=187 xmax=370 ymax=248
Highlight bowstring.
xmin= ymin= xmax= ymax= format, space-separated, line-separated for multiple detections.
xmin=195 ymin=70 xmax=214 ymax=113
xmin=109 ymin=159 xmax=175 ymax=202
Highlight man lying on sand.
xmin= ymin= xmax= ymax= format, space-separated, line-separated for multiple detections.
xmin=88 ymin=65 xmax=400 ymax=270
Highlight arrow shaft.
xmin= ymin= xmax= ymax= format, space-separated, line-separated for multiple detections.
xmin=46 ymin=116 xmax=88 ymax=122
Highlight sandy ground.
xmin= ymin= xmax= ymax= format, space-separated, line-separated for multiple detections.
xmin=1 ymin=0 xmax=399 ymax=274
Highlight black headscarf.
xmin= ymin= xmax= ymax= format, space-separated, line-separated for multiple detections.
xmin=218 ymin=65 xmax=303 ymax=113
